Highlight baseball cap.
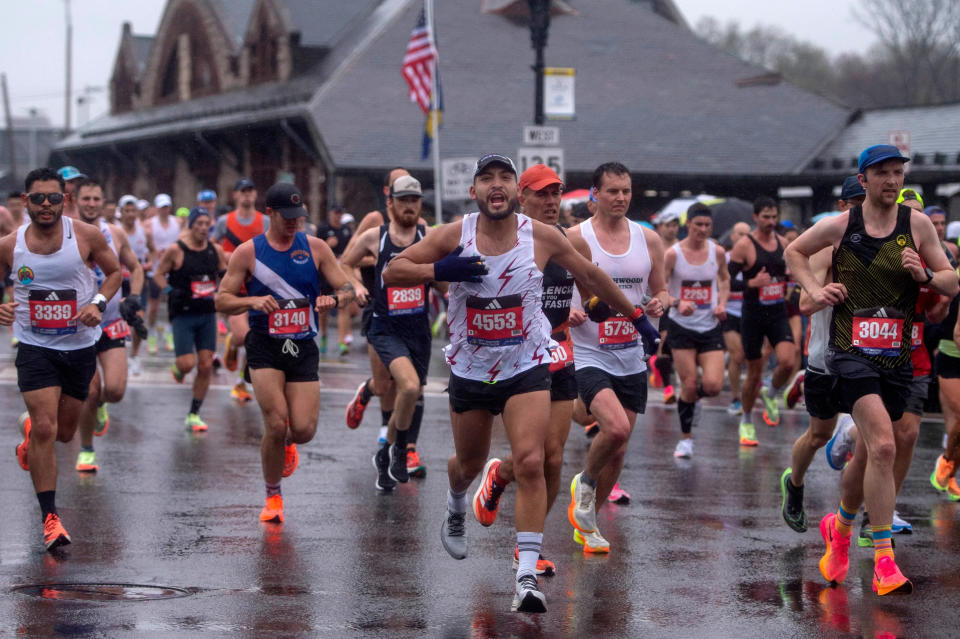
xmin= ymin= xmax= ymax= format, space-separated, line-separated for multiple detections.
xmin=175 ymin=206 xmax=190 ymax=218
xmin=265 ymin=182 xmax=307 ymax=219
xmin=188 ymin=206 xmax=211 ymax=228
xmin=858 ymin=144 xmax=909 ymax=173
xmin=234 ymin=178 xmax=255 ymax=191
xmin=197 ymin=189 xmax=217 ymax=202
xmin=390 ymin=175 xmax=423 ymax=198
xmin=518 ymin=164 xmax=562 ymax=193
xmin=341 ymin=213 xmax=355 ymax=224
xmin=57 ymin=166 xmax=86 ymax=181
xmin=154 ymin=193 xmax=172 ymax=208
xmin=924 ymin=205 xmax=946 ymax=217
xmin=136 ymin=199 xmax=149 ymax=211
xmin=118 ymin=194 xmax=138 ymax=208
xmin=839 ymin=176 xmax=865 ymax=201
xmin=897 ymin=188 xmax=923 ymax=207
xmin=780 ymin=220 xmax=796 ymax=230
xmin=655 ymin=210 xmax=680 ymax=225
xmin=947 ymin=221 xmax=960 ymax=242
xmin=474 ymin=154 xmax=518 ymax=178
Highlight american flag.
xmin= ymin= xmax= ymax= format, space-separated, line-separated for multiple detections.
xmin=402 ymin=8 xmax=436 ymax=115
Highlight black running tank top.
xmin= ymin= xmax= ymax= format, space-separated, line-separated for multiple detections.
xmin=373 ymin=224 xmax=429 ymax=328
xmin=167 ymin=240 xmax=218 ymax=317
xmin=742 ymin=234 xmax=787 ymax=307
xmin=541 ymin=226 xmax=575 ymax=332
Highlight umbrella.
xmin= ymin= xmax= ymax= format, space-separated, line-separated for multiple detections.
xmin=704 ymin=197 xmax=754 ymax=238
xmin=560 ymin=189 xmax=591 ymax=210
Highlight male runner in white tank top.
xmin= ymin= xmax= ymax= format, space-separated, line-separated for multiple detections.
xmin=663 ymin=203 xmax=729 ymax=459
xmin=147 ymin=200 xmax=182 ymax=353
xmin=0 ymin=167 xmax=121 ymax=551
xmin=120 ymin=196 xmax=156 ymax=374
xmin=383 ymin=154 xmax=654 ymax=614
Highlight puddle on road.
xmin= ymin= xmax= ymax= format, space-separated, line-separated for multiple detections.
xmin=12 ymin=583 xmax=192 ymax=601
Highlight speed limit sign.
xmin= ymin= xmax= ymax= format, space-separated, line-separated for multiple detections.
xmin=516 ymin=147 xmax=564 ymax=181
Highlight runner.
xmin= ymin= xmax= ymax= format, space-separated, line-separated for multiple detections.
xmin=73 ymin=178 xmax=147 ymax=472
xmin=727 ymin=196 xmax=795 ymax=446
xmin=120 ymin=195 xmax=156 ymax=375
xmin=382 ymin=155 xmax=658 ymax=613
xmin=146 ymin=194 xmax=182 ymax=354
xmin=1 ymin=167 xmax=121 ymax=550
xmin=723 ymin=221 xmax=750 ymax=415
xmin=649 ymin=209 xmax=681 ymax=403
xmin=663 ymin=203 xmax=729 ymax=458
xmin=931 ymin=291 xmax=960 ymax=501
xmin=341 ymin=175 xmax=434 ymax=490
xmin=785 ymin=144 xmax=957 ymax=596
xmin=216 ymin=181 xmax=353 ymax=522
xmin=56 ymin=165 xmax=86 ymax=219
xmin=316 ymin=203 xmax=355 ymax=355
xmin=213 ymin=178 xmax=268 ymax=405
xmin=197 ymin=189 xmax=218 ymax=216
xmin=924 ymin=204 xmax=960 ymax=263
xmin=152 ymin=207 xmax=228 ymax=431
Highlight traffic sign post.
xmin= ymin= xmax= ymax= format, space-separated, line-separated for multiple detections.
xmin=522 ymin=125 xmax=560 ymax=146
xmin=441 ymin=157 xmax=477 ymax=201
xmin=516 ymin=147 xmax=564 ymax=181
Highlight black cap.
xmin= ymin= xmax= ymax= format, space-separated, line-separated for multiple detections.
xmin=839 ymin=176 xmax=865 ymax=201
xmin=265 ymin=182 xmax=307 ymax=219
xmin=234 ymin=178 xmax=255 ymax=191
xmin=474 ymin=154 xmax=518 ymax=178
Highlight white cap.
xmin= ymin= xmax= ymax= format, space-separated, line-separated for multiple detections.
xmin=118 ymin=194 xmax=138 ymax=208
xmin=154 ymin=193 xmax=172 ymax=208
xmin=136 ymin=199 xmax=149 ymax=211
xmin=946 ymin=220 xmax=960 ymax=242
xmin=341 ymin=213 xmax=355 ymax=224
xmin=655 ymin=210 xmax=681 ymax=225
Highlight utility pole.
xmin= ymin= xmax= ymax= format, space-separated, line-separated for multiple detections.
xmin=1 ymin=74 xmax=16 ymax=180
xmin=64 ymin=0 xmax=73 ymax=134
xmin=527 ymin=0 xmax=551 ymax=125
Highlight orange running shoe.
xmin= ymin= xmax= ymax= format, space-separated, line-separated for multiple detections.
xmin=872 ymin=556 xmax=913 ymax=596
xmin=819 ymin=513 xmax=851 ymax=584
xmin=930 ymin=455 xmax=957 ymax=492
xmin=583 ymin=422 xmax=599 ymax=438
xmin=345 ymin=381 xmax=370 ymax=429
xmin=472 ymin=458 xmax=506 ymax=527
xmin=406 ymin=449 xmax=426 ymax=478
xmin=16 ymin=411 xmax=30 ymax=471
xmin=259 ymin=495 xmax=284 ymax=523
xmin=231 ymin=382 xmax=253 ymax=403
xmin=282 ymin=442 xmax=298 ymax=478
xmin=946 ymin=477 xmax=960 ymax=501
xmin=648 ymin=355 xmax=663 ymax=388
xmin=512 ymin=545 xmax=556 ymax=576
xmin=573 ymin=528 xmax=610 ymax=554
xmin=224 ymin=333 xmax=239 ymax=372
xmin=43 ymin=513 xmax=72 ymax=551
xmin=663 ymin=384 xmax=677 ymax=405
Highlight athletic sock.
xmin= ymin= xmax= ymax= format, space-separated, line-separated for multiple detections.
xmin=678 ymin=399 xmax=695 ymax=434
xmin=447 ymin=488 xmax=467 ymax=514
xmin=190 ymin=398 xmax=203 ymax=415
xmin=407 ymin=395 xmax=424 ymax=444
xmin=265 ymin=481 xmax=282 ymax=498
xmin=360 ymin=378 xmax=373 ymax=403
xmin=395 ymin=429 xmax=408 ymax=448
xmin=82 ymin=445 xmax=94 ymax=453
xmin=835 ymin=502 xmax=856 ymax=536
xmin=37 ymin=491 xmax=56 ymax=521
xmin=696 ymin=383 xmax=707 ymax=399
xmin=516 ymin=531 xmax=544 ymax=580
xmin=655 ymin=355 xmax=673 ymax=386
xmin=873 ymin=525 xmax=894 ymax=561
xmin=381 ymin=410 xmax=393 ymax=427
xmin=581 ymin=472 xmax=597 ymax=489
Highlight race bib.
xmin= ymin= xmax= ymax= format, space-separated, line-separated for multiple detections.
xmin=852 ymin=308 xmax=904 ymax=357
xmin=466 ymin=294 xmax=523 ymax=347
xmin=598 ymin=316 xmax=638 ymax=351
xmin=548 ymin=330 xmax=573 ymax=372
xmin=29 ymin=289 xmax=78 ymax=335
xmin=387 ymin=285 xmax=426 ymax=316
xmin=269 ymin=298 xmax=310 ymax=336
xmin=680 ymin=280 xmax=712 ymax=309
xmin=728 ymin=291 xmax=743 ymax=302
xmin=911 ymin=322 xmax=924 ymax=350
xmin=759 ymin=281 xmax=785 ymax=305
xmin=190 ymin=277 xmax=216 ymax=299
xmin=103 ymin=318 xmax=131 ymax=340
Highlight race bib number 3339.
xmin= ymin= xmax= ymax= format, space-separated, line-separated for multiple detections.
xmin=466 ymin=294 xmax=523 ymax=347
xmin=29 ymin=289 xmax=78 ymax=335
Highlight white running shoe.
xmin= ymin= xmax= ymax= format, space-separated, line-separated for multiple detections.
xmin=673 ymin=438 xmax=694 ymax=458
xmin=825 ymin=413 xmax=856 ymax=471
xmin=128 ymin=356 xmax=142 ymax=377
xmin=511 ymin=575 xmax=546 ymax=613
xmin=568 ymin=473 xmax=597 ymax=533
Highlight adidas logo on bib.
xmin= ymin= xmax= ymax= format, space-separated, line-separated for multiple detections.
xmin=45 ymin=291 xmax=60 ymax=301
xmin=284 ymin=300 xmax=298 ymax=309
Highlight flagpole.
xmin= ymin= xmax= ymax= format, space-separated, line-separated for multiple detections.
xmin=425 ymin=0 xmax=443 ymax=222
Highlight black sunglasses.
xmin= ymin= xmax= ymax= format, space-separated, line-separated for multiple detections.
xmin=28 ymin=192 xmax=65 ymax=205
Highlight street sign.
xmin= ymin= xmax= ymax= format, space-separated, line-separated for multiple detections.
xmin=523 ymin=125 xmax=560 ymax=146
xmin=441 ymin=157 xmax=477 ymax=201
xmin=516 ymin=147 xmax=564 ymax=181
xmin=544 ymin=68 xmax=575 ymax=119
xmin=889 ymin=130 xmax=910 ymax=173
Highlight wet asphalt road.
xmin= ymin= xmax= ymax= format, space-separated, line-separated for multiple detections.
xmin=1 ymin=340 xmax=958 ymax=638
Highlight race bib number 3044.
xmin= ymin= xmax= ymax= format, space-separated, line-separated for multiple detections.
xmin=466 ymin=294 xmax=523 ymax=347
xmin=29 ymin=289 xmax=77 ymax=335
xmin=852 ymin=311 xmax=904 ymax=357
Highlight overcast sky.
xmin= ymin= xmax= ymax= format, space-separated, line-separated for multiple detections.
xmin=1 ymin=0 xmax=876 ymax=129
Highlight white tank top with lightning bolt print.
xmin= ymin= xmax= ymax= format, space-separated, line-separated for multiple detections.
xmin=444 ymin=212 xmax=555 ymax=382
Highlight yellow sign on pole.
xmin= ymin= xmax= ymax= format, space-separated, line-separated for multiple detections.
xmin=544 ymin=67 xmax=575 ymax=120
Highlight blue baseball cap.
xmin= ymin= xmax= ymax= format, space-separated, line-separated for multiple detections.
xmin=197 ymin=189 xmax=217 ymax=202
xmin=858 ymin=144 xmax=909 ymax=173
xmin=839 ymin=176 xmax=865 ymax=200
xmin=924 ymin=205 xmax=946 ymax=217
xmin=780 ymin=220 xmax=796 ymax=230
xmin=57 ymin=165 xmax=86 ymax=181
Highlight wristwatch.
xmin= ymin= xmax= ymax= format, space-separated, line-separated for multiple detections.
xmin=92 ymin=293 xmax=107 ymax=313
xmin=923 ymin=267 xmax=935 ymax=284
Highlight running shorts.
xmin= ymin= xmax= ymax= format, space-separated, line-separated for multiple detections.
xmin=550 ymin=365 xmax=578 ymax=402
xmin=741 ymin=305 xmax=793 ymax=361
xmin=367 ymin=317 xmax=431 ymax=386
xmin=937 ymin=352 xmax=960 ymax=379
xmin=667 ymin=323 xmax=724 ymax=353
xmin=245 ymin=331 xmax=319 ymax=383
xmin=16 ymin=342 xmax=97 ymax=400
xmin=722 ymin=314 xmax=741 ymax=334
xmin=171 ymin=313 xmax=217 ymax=356
xmin=448 ymin=364 xmax=551 ymax=415
xmin=575 ymin=366 xmax=648 ymax=415
xmin=804 ymin=368 xmax=840 ymax=420
xmin=827 ymin=351 xmax=911 ymax=422
xmin=904 ymin=374 xmax=930 ymax=417
xmin=95 ymin=329 xmax=127 ymax=353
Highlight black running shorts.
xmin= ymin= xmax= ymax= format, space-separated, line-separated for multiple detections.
xmin=367 ymin=316 xmax=431 ymax=386
xmin=95 ymin=329 xmax=127 ymax=353
xmin=904 ymin=374 xmax=930 ymax=417
xmin=667 ymin=323 xmax=724 ymax=353
xmin=448 ymin=364 xmax=551 ymax=415
xmin=722 ymin=314 xmax=741 ymax=334
xmin=16 ymin=342 xmax=97 ymax=400
xmin=550 ymin=365 xmax=578 ymax=402
xmin=827 ymin=351 xmax=911 ymax=422
xmin=936 ymin=352 xmax=960 ymax=379
xmin=245 ymin=331 xmax=319 ymax=383
xmin=741 ymin=303 xmax=793 ymax=361
xmin=804 ymin=368 xmax=840 ymax=420
xmin=575 ymin=366 xmax=648 ymax=415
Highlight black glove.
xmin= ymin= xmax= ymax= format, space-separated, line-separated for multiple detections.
xmin=434 ymin=245 xmax=487 ymax=283
xmin=119 ymin=296 xmax=142 ymax=324
xmin=631 ymin=310 xmax=661 ymax=355
xmin=130 ymin=315 xmax=148 ymax=340
xmin=583 ymin=296 xmax=612 ymax=323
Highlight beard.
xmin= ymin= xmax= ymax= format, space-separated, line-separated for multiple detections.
xmin=476 ymin=194 xmax=518 ymax=221
xmin=28 ymin=207 xmax=62 ymax=229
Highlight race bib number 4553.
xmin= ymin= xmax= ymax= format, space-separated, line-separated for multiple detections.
xmin=466 ymin=294 xmax=523 ymax=347
xmin=29 ymin=289 xmax=77 ymax=335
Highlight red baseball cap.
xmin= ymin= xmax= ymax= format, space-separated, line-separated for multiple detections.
xmin=518 ymin=164 xmax=562 ymax=193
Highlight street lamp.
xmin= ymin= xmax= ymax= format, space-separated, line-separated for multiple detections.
xmin=527 ymin=0 xmax=551 ymax=125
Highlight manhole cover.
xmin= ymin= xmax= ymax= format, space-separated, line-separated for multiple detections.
xmin=12 ymin=583 xmax=192 ymax=601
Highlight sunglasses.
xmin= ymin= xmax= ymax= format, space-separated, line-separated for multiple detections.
xmin=28 ymin=192 xmax=65 ymax=205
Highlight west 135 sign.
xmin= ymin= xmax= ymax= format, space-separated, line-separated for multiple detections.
xmin=516 ymin=147 xmax=564 ymax=182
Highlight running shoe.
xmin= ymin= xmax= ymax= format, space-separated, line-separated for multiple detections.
xmin=185 ymin=413 xmax=208 ymax=432
xmin=95 ymin=403 xmax=109 ymax=436
xmin=673 ymin=438 xmax=693 ymax=459
xmin=826 ymin=414 xmax=856 ymax=471
xmin=345 ymin=381 xmax=370 ymax=429
xmin=780 ymin=468 xmax=807 ymax=533
xmin=75 ymin=450 xmax=98 ymax=473
xmin=319 ymin=336 xmax=327 ymax=355
xmin=377 ymin=426 xmax=388 ymax=446
xmin=573 ymin=527 xmax=611 ymax=554
xmin=567 ymin=473 xmax=597 ymax=533
xmin=946 ymin=477 xmax=960 ymax=501
xmin=511 ymin=574 xmax=547 ymax=613
xmin=739 ymin=422 xmax=758 ymax=447
xmin=11 ymin=336 xmax=18 ymax=348
xmin=224 ymin=333 xmax=239 ymax=371
xmin=128 ymin=356 xmax=142 ymax=377
xmin=212 ymin=353 xmax=222 ymax=372
xmin=147 ymin=334 xmax=158 ymax=355
xmin=164 ymin=331 xmax=174 ymax=352
xmin=431 ymin=311 xmax=447 ymax=338
xmin=16 ymin=411 xmax=31 ymax=471
xmin=784 ymin=372 xmax=804 ymax=409
xmin=388 ymin=443 xmax=409 ymax=483
xmin=473 ymin=458 xmax=506 ymax=526
xmin=43 ymin=513 xmax=71 ymax=551
xmin=338 ymin=342 xmax=349 ymax=357
xmin=406 ymin=449 xmax=426 ymax=478
xmin=171 ymin=364 xmax=185 ymax=383
xmin=607 ymin=482 xmax=630 ymax=504
xmin=441 ymin=509 xmax=467 ymax=559
xmin=857 ymin=513 xmax=896 ymax=548
xmin=891 ymin=510 xmax=912 ymax=535
xmin=727 ymin=399 xmax=743 ymax=416
xmin=512 ymin=546 xmax=556 ymax=577
xmin=373 ymin=446 xmax=396 ymax=491
xmin=819 ymin=513 xmax=851 ymax=584
xmin=872 ymin=556 xmax=913 ymax=596
xmin=259 ymin=494 xmax=284 ymax=523
xmin=583 ymin=422 xmax=599 ymax=438
xmin=761 ymin=386 xmax=780 ymax=426
xmin=231 ymin=382 xmax=253 ymax=403
xmin=217 ymin=318 xmax=228 ymax=336
xmin=930 ymin=454 xmax=957 ymax=492
xmin=663 ymin=384 xmax=677 ymax=405
xmin=648 ymin=355 xmax=663 ymax=388
xmin=282 ymin=442 xmax=298 ymax=478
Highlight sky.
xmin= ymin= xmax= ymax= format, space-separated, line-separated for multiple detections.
xmin=0 ymin=0 xmax=877 ymax=129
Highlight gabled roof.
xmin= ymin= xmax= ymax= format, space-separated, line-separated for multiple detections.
xmin=277 ymin=0 xmax=384 ymax=49
xmin=130 ymin=35 xmax=154 ymax=74
xmin=209 ymin=0 xmax=258 ymax=50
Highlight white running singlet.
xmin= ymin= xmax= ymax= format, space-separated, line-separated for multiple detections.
xmin=667 ymin=240 xmax=719 ymax=332
xmin=807 ymin=306 xmax=832 ymax=373
xmin=12 ymin=216 xmax=99 ymax=349
xmin=570 ymin=218 xmax=651 ymax=376
xmin=128 ymin=219 xmax=148 ymax=264
xmin=445 ymin=212 xmax=554 ymax=382
xmin=149 ymin=216 xmax=180 ymax=275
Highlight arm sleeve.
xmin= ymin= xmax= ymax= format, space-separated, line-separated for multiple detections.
xmin=728 ymin=261 xmax=746 ymax=291
xmin=212 ymin=217 xmax=227 ymax=242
